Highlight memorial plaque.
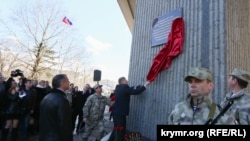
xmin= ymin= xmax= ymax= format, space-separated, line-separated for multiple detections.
xmin=151 ymin=8 xmax=183 ymax=47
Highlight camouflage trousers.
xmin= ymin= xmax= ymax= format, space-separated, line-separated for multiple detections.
xmin=82 ymin=119 xmax=105 ymax=141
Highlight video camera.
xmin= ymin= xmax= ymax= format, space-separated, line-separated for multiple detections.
xmin=11 ymin=69 xmax=24 ymax=77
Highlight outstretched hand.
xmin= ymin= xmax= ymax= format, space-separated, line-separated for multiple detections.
xmin=144 ymin=81 xmax=151 ymax=87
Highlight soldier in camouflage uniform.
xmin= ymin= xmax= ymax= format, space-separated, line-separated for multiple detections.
xmin=168 ymin=67 xmax=234 ymax=125
xmin=220 ymin=68 xmax=250 ymax=125
xmin=82 ymin=84 xmax=112 ymax=141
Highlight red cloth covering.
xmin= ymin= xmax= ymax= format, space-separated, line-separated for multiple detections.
xmin=146 ymin=17 xmax=185 ymax=82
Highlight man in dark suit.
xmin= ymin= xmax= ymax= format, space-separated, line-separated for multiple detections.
xmin=108 ymin=77 xmax=150 ymax=141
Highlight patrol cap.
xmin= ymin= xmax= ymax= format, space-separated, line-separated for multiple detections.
xmin=184 ymin=67 xmax=212 ymax=82
xmin=93 ymin=84 xmax=103 ymax=89
xmin=230 ymin=68 xmax=250 ymax=83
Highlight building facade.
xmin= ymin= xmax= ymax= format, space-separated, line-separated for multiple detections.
xmin=118 ymin=0 xmax=250 ymax=140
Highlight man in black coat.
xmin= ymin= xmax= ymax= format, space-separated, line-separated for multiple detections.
xmin=72 ymin=83 xmax=95 ymax=134
xmin=71 ymin=86 xmax=86 ymax=134
xmin=39 ymin=74 xmax=73 ymax=141
xmin=108 ymin=77 xmax=150 ymax=141
xmin=32 ymin=81 xmax=47 ymax=133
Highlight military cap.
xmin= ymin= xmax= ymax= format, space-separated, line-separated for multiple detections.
xmin=230 ymin=68 xmax=250 ymax=83
xmin=184 ymin=67 xmax=212 ymax=82
xmin=93 ymin=83 xmax=103 ymax=89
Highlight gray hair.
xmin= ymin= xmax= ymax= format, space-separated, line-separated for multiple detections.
xmin=52 ymin=74 xmax=67 ymax=89
xmin=118 ymin=77 xmax=126 ymax=84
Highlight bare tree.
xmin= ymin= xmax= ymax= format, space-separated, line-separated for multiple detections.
xmin=82 ymin=68 xmax=94 ymax=85
xmin=0 ymin=39 xmax=25 ymax=76
xmin=0 ymin=0 xmax=89 ymax=80
xmin=56 ymin=40 xmax=75 ymax=74
xmin=60 ymin=47 xmax=94 ymax=86
xmin=0 ymin=50 xmax=22 ymax=77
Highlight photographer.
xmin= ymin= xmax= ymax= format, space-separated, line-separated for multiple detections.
xmin=4 ymin=70 xmax=23 ymax=91
xmin=1 ymin=69 xmax=26 ymax=141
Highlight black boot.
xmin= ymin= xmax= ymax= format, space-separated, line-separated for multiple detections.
xmin=10 ymin=128 xmax=18 ymax=141
xmin=28 ymin=124 xmax=35 ymax=136
xmin=1 ymin=128 xmax=9 ymax=141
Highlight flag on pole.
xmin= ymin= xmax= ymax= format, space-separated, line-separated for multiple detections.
xmin=62 ymin=16 xmax=72 ymax=25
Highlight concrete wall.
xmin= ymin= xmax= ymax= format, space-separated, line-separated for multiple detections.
xmin=125 ymin=0 xmax=250 ymax=140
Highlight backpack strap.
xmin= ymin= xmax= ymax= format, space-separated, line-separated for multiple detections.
xmin=208 ymin=102 xmax=217 ymax=119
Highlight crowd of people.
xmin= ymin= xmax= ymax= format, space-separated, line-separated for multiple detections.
xmin=0 ymin=71 xmax=101 ymax=141
xmin=0 ymin=71 xmax=118 ymax=141
xmin=0 ymin=71 xmax=51 ymax=141
xmin=1 ymin=66 xmax=250 ymax=141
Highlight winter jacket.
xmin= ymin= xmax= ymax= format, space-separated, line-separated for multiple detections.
xmin=39 ymin=89 xmax=73 ymax=141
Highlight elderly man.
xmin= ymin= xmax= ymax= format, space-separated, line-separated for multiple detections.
xmin=168 ymin=67 xmax=234 ymax=125
xmin=220 ymin=68 xmax=250 ymax=125
xmin=108 ymin=77 xmax=150 ymax=141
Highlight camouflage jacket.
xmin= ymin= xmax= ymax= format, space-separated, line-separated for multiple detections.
xmin=83 ymin=93 xmax=111 ymax=122
xmin=168 ymin=94 xmax=234 ymax=125
xmin=220 ymin=89 xmax=250 ymax=125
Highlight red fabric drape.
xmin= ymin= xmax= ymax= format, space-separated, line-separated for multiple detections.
xmin=146 ymin=18 xmax=185 ymax=82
